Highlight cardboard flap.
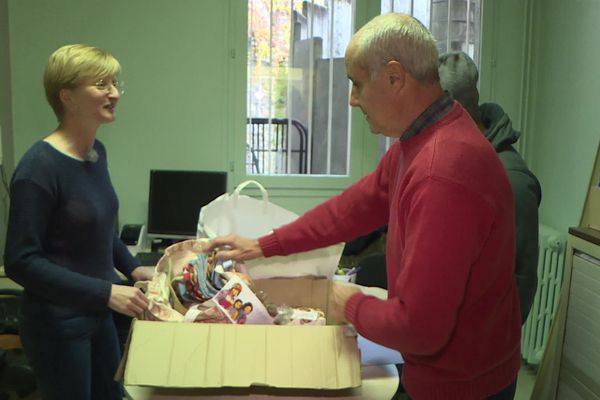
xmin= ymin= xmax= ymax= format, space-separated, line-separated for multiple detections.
xmin=124 ymin=320 xmax=361 ymax=389
xmin=253 ymin=277 xmax=330 ymax=310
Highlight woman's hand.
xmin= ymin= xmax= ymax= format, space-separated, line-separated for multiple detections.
xmin=204 ymin=234 xmax=264 ymax=262
xmin=131 ymin=266 xmax=155 ymax=282
xmin=108 ymin=284 xmax=149 ymax=317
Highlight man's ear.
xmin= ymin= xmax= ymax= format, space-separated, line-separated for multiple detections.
xmin=385 ymin=60 xmax=406 ymax=91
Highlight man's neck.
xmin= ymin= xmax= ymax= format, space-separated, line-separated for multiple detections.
xmin=402 ymin=81 xmax=444 ymax=123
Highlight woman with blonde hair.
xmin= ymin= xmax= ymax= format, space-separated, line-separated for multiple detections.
xmin=4 ymin=44 xmax=153 ymax=399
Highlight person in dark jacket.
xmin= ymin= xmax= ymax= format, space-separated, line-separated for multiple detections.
xmin=439 ymin=51 xmax=542 ymax=324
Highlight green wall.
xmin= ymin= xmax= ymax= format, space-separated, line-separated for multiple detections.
xmin=4 ymin=0 xmax=598 ymax=250
xmin=0 ymin=0 xmax=14 ymax=262
xmin=480 ymin=0 xmax=600 ymax=235
xmin=526 ymin=0 xmax=600 ymax=232
xmin=7 ymin=0 xmax=232 ymax=228
xmin=479 ymin=0 xmax=530 ymax=141
xmin=4 ymin=0 xmax=375 ymax=239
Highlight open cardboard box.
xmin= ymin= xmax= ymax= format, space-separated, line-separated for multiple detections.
xmin=118 ymin=276 xmax=361 ymax=391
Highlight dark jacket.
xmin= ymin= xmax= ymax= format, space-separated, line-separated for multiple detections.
xmin=480 ymin=102 xmax=542 ymax=324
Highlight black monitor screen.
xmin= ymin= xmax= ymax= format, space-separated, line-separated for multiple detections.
xmin=147 ymin=170 xmax=227 ymax=238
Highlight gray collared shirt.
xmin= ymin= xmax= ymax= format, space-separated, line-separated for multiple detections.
xmin=401 ymin=92 xmax=454 ymax=142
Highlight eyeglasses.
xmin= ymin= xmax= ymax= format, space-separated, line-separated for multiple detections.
xmin=94 ymin=79 xmax=125 ymax=95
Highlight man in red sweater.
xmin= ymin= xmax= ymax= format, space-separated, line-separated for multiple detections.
xmin=208 ymin=13 xmax=521 ymax=400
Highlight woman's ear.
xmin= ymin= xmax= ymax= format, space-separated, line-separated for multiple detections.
xmin=59 ymin=88 xmax=79 ymax=116
xmin=59 ymin=88 xmax=71 ymax=107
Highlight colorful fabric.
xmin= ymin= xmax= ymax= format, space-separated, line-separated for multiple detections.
xmin=144 ymin=240 xmax=271 ymax=325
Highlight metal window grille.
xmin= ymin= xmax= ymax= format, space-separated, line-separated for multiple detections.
xmin=247 ymin=0 xmax=354 ymax=176
xmin=246 ymin=118 xmax=308 ymax=174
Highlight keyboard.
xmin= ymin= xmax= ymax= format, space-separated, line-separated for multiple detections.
xmin=136 ymin=251 xmax=164 ymax=266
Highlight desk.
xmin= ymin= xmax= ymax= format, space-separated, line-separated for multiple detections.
xmin=125 ymin=364 xmax=399 ymax=400
xmin=0 ymin=266 xmax=21 ymax=291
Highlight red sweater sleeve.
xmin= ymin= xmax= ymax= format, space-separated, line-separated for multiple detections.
xmin=259 ymin=151 xmax=393 ymax=256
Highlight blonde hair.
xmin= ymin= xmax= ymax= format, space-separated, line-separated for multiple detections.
xmin=43 ymin=44 xmax=121 ymax=120
xmin=350 ymin=13 xmax=439 ymax=84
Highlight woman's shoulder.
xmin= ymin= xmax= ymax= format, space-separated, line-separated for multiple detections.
xmin=12 ymin=141 xmax=59 ymax=185
xmin=22 ymin=139 xmax=50 ymax=156
xmin=16 ymin=141 xmax=54 ymax=170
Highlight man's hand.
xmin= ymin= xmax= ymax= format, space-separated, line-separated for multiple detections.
xmin=108 ymin=284 xmax=149 ymax=317
xmin=131 ymin=266 xmax=155 ymax=282
xmin=328 ymin=282 xmax=362 ymax=323
xmin=204 ymin=234 xmax=264 ymax=262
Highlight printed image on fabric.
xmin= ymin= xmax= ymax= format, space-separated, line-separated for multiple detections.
xmin=145 ymin=239 xmax=243 ymax=322
xmin=167 ymin=244 xmax=249 ymax=305
xmin=215 ymin=282 xmax=242 ymax=309
xmin=183 ymin=299 xmax=231 ymax=324
xmin=172 ymin=252 xmax=218 ymax=303
xmin=213 ymin=276 xmax=273 ymax=325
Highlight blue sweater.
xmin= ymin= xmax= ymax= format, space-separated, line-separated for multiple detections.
xmin=4 ymin=140 xmax=139 ymax=313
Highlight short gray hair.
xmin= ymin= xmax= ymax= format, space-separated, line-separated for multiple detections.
xmin=350 ymin=13 xmax=439 ymax=84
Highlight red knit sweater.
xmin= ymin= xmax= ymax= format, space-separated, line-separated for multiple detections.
xmin=259 ymin=103 xmax=521 ymax=399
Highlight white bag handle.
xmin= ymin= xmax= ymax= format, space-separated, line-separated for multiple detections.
xmin=232 ymin=180 xmax=269 ymax=206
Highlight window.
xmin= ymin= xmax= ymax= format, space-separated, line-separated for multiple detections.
xmin=245 ymin=0 xmax=483 ymax=173
xmin=247 ymin=0 xmax=354 ymax=176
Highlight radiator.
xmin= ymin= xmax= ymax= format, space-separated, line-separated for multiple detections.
xmin=521 ymin=224 xmax=567 ymax=365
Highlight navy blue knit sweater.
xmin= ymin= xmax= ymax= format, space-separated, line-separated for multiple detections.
xmin=4 ymin=139 xmax=139 ymax=313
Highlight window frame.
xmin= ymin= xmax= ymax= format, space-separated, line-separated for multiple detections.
xmin=227 ymin=0 xmax=484 ymax=193
xmin=227 ymin=0 xmax=380 ymax=193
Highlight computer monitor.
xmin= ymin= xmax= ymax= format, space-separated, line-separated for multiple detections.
xmin=147 ymin=170 xmax=227 ymax=239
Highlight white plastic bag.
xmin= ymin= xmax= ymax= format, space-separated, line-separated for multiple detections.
xmin=197 ymin=180 xmax=343 ymax=279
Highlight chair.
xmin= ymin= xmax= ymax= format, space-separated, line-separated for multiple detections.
xmin=0 ymin=289 xmax=37 ymax=398
xmin=246 ymin=118 xmax=308 ymax=174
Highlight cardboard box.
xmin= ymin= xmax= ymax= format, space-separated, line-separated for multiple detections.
xmin=120 ymin=277 xmax=361 ymax=390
